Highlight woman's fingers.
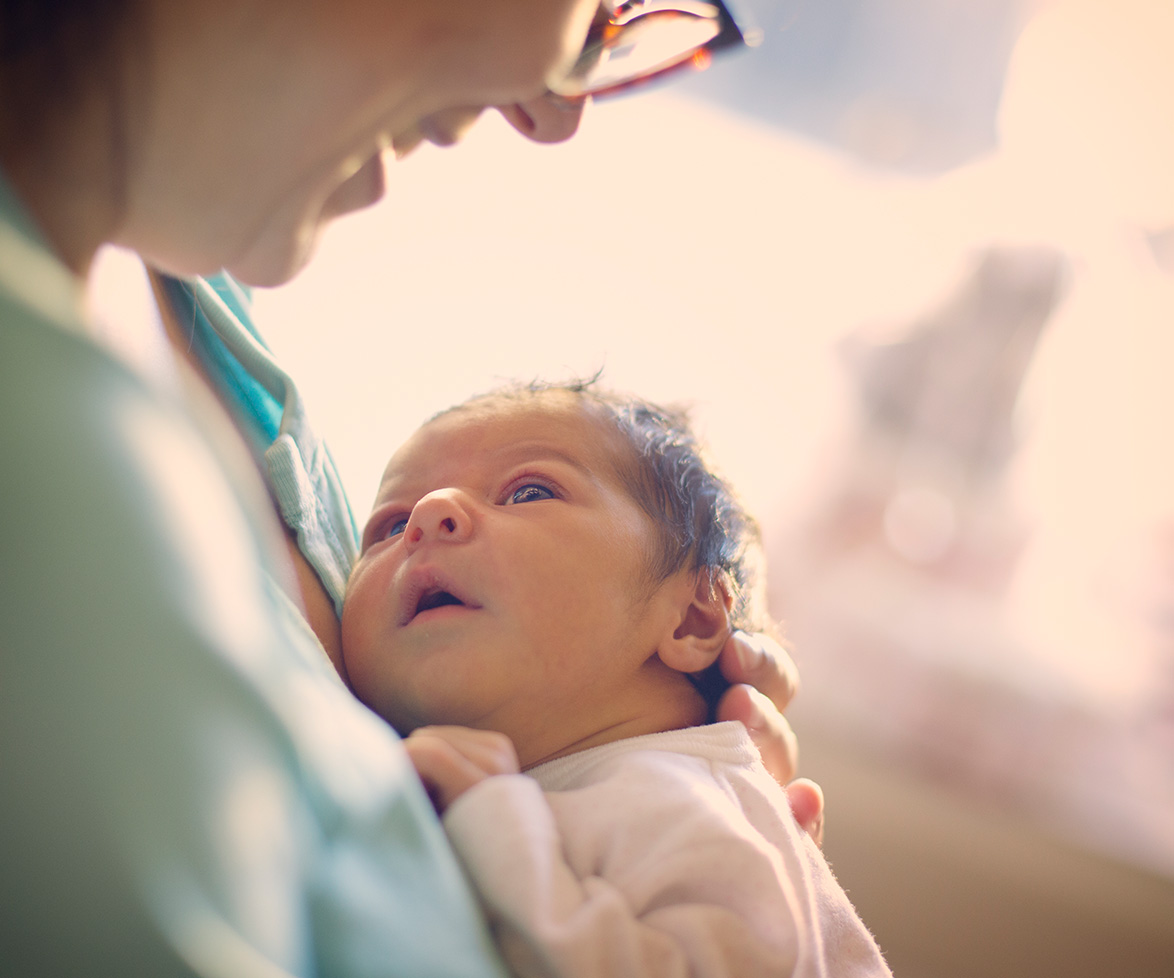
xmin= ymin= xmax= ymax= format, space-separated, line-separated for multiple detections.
xmin=785 ymin=778 xmax=825 ymax=848
xmin=717 ymin=631 xmax=801 ymax=786
xmin=715 ymin=683 xmax=799 ymax=787
xmin=718 ymin=630 xmax=800 ymax=713
xmin=714 ymin=633 xmax=825 ymax=845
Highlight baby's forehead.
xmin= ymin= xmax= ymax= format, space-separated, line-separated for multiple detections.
xmin=380 ymin=392 xmax=631 ymax=490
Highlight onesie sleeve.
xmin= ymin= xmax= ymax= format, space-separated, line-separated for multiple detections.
xmin=442 ymin=763 xmax=881 ymax=978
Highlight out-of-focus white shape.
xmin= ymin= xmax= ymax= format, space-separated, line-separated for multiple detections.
xmin=884 ymin=485 xmax=958 ymax=564
xmin=256 ymin=93 xmax=958 ymax=518
xmin=999 ymin=0 xmax=1174 ymax=226
xmin=84 ymin=246 xmax=177 ymax=383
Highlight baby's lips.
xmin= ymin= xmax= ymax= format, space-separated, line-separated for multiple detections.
xmin=395 ymin=566 xmax=478 ymax=626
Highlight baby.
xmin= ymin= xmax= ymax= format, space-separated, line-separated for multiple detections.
xmin=341 ymin=381 xmax=891 ymax=978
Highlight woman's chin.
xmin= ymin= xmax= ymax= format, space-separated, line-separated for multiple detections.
xmin=224 ymin=201 xmax=339 ymax=287
xmin=225 ymin=234 xmax=317 ymax=288
xmin=226 ymin=157 xmax=387 ymax=287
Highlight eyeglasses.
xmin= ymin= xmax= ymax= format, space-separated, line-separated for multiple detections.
xmin=549 ymin=0 xmax=756 ymax=100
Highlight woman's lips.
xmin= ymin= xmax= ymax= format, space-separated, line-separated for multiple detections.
xmin=322 ymin=152 xmax=387 ymax=219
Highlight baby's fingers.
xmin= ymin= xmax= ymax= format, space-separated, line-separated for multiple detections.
xmin=404 ymin=727 xmax=515 ymax=814
xmin=413 ymin=725 xmax=519 ymax=776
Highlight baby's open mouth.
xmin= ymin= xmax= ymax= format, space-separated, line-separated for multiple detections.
xmin=415 ymin=588 xmax=465 ymax=615
xmin=398 ymin=576 xmax=479 ymax=626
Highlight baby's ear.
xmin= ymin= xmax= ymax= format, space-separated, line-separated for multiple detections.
xmin=657 ymin=569 xmax=733 ymax=675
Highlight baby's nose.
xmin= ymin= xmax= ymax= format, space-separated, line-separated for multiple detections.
xmin=404 ymin=489 xmax=474 ymax=549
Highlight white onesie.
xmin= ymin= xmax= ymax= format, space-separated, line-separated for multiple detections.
xmin=442 ymin=721 xmax=892 ymax=978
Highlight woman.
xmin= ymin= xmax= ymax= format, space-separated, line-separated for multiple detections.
xmin=0 ymin=2 xmax=820 ymax=975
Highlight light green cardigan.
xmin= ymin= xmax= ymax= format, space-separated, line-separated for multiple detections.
xmin=0 ymin=173 xmax=508 ymax=978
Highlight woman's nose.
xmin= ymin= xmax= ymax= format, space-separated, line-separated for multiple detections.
xmin=403 ymin=489 xmax=474 ymax=551
xmin=416 ymin=107 xmax=487 ymax=148
xmin=497 ymin=92 xmax=586 ymax=144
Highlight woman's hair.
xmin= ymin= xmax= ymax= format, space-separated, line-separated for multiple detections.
xmin=0 ymin=0 xmax=139 ymax=155
xmin=440 ymin=376 xmax=770 ymax=636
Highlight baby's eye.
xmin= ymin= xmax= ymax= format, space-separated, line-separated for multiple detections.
xmin=382 ymin=516 xmax=410 ymax=539
xmin=508 ymin=483 xmax=555 ymax=505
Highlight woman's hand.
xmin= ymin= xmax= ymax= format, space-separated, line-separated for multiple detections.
xmin=715 ymin=631 xmax=825 ymax=847
xmin=404 ymin=726 xmax=520 ymax=815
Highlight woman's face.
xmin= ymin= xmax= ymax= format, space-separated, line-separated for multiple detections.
xmin=118 ymin=0 xmax=598 ymax=286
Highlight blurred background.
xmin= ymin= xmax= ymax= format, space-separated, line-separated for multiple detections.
xmin=250 ymin=0 xmax=1174 ymax=974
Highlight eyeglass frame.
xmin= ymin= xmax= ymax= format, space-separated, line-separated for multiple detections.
xmin=547 ymin=0 xmax=758 ymax=101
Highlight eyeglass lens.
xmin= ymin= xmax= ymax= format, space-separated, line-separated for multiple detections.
xmin=552 ymin=1 xmax=747 ymax=99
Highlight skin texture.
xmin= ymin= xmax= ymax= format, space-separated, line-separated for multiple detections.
xmin=0 ymin=0 xmax=822 ymax=837
xmin=342 ymin=395 xmax=731 ymax=769
xmin=1 ymin=0 xmax=597 ymax=284
xmin=345 ymin=392 xmax=819 ymax=835
xmin=131 ymin=0 xmax=601 ymax=285
xmin=343 ymin=394 xmax=822 ymax=843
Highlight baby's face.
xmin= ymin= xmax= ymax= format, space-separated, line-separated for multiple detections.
xmin=342 ymin=394 xmax=676 ymax=765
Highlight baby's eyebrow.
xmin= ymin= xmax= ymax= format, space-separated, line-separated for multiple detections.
xmin=376 ymin=443 xmax=603 ymax=505
xmin=499 ymin=444 xmax=598 ymax=476
xmin=495 ymin=444 xmax=621 ymax=494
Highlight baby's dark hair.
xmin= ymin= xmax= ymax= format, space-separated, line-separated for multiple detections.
xmin=438 ymin=377 xmax=772 ymax=713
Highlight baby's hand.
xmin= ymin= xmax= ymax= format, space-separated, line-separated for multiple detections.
xmin=404 ymin=725 xmax=520 ymax=815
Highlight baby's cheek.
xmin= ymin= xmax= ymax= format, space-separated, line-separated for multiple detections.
xmin=339 ymin=572 xmax=376 ymax=668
